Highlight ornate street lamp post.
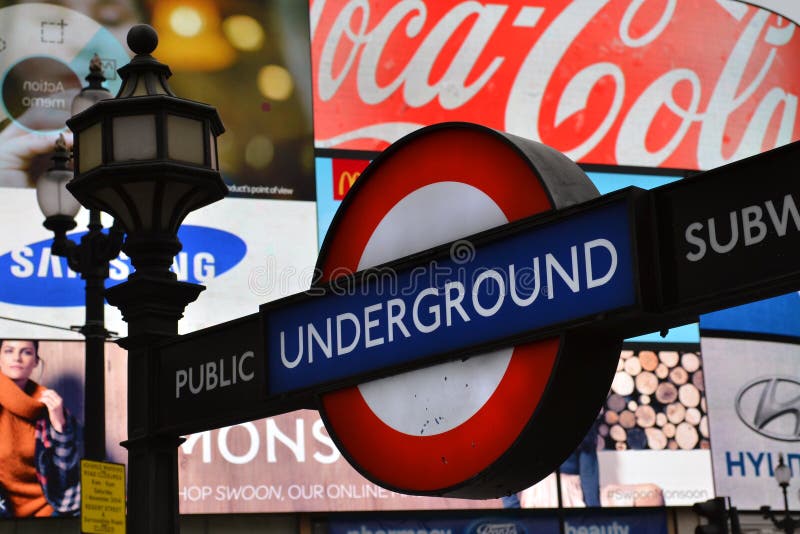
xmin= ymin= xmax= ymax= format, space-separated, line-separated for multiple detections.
xmin=761 ymin=454 xmax=800 ymax=534
xmin=37 ymin=54 xmax=124 ymax=462
xmin=36 ymin=134 xmax=124 ymax=461
xmin=66 ymin=25 xmax=226 ymax=533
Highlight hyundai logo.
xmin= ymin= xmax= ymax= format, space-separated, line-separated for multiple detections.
xmin=735 ymin=376 xmax=800 ymax=441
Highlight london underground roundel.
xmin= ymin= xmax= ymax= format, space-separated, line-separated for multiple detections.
xmin=316 ymin=122 xmax=623 ymax=498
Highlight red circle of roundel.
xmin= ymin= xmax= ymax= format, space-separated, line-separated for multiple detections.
xmin=316 ymin=123 xmax=607 ymax=497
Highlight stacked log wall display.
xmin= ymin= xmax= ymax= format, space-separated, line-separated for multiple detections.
xmin=599 ymin=346 xmax=709 ymax=451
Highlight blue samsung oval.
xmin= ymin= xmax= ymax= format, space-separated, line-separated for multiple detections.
xmin=0 ymin=226 xmax=247 ymax=307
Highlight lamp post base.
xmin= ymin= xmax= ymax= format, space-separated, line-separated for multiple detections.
xmin=121 ymin=434 xmax=187 ymax=533
xmin=106 ymin=276 xmax=204 ymax=534
xmin=761 ymin=505 xmax=800 ymax=534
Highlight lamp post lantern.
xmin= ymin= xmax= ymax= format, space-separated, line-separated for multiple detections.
xmin=761 ymin=454 xmax=800 ymax=534
xmin=37 ymin=54 xmax=124 ymax=463
xmin=37 ymin=135 xmax=81 ymax=230
xmin=71 ymin=54 xmax=114 ymax=115
xmin=66 ymin=24 xmax=226 ymax=533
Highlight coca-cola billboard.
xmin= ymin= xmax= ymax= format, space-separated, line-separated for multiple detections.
xmin=310 ymin=0 xmax=800 ymax=170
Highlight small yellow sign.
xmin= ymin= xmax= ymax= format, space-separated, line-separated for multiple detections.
xmin=81 ymin=459 xmax=126 ymax=534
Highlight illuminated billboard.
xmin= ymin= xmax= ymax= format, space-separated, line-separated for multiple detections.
xmin=310 ymin=0 xmax=800 ymax=169
xmin=0 ymin=340 xmax=85 ymax=518
xmin=0 ymin=1 xmax=319 ymax=340
xmin=701 ymin=334 xmax=800 ymax=510
xmin=0 ymin=0 xmax=315 ymax=199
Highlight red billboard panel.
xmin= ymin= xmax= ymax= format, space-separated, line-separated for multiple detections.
xmin=310 ymin=0 xmax=800 ymax=170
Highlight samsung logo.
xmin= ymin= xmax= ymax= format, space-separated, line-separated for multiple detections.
xmin=736 ymin=376 xmax=800 ymax=441
xmin=0 ymin=226 xmax=246 ymax=307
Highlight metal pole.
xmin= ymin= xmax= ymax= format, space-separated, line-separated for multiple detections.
xmin=555 ymin=467 xmax=565 ymax=534
xmin=49 ymin=209 xmax=122 ymax=460
xmin=80 ymin=209 xmax=108 ymax=461
xmin=106 ymin=254 xmax=204 ymax=533
xmin=783 ymin=485 xmax=794 ymax=534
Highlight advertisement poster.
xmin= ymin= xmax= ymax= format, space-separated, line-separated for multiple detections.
xmin=328 ymin=515 xmax=560 ymax=534
xmin=0 ymin=0 xmax=316 ymax=200
xmin=596 ymin=344 xmax=713 ymax=507
xmin=176 ymin=411 xmax=504 ymax=513
xmin=104 ymin=342 xmax=714 ymax=513
xmin=103 ymin=348 xmax=503 ymax=514
xmin=0 ymin=188 xmax=318 ymax=340
xmin=701 ymin=336 xmax=800 ymax=510
xmin=327 ymin=509 xmax=668 ymax=534
xmin=310 ymin=0 xmax=800 ymax=170
xmin=103 ymin=349 xmax=500 ymax=513
xmin=701 ymin=291 xmax=800 ymax=340
xmin=0 ymin=340 xmax=85 ymax=518
xmin=0 ymin=0 xmax=320 ymax=340
xmin=504 ymin=343 xmax=713 ymax=509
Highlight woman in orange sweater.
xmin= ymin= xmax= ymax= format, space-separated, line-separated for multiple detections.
xmin=0 ymin=340 xmax=80 ymax=517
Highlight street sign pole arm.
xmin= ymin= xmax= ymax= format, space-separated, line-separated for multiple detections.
xmin=652 ymin=140 xmax=800 ymax=319
xmin=155 ymin=313 xmax=315 ymax=437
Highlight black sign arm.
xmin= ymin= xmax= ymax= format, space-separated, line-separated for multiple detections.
xmin=155 ymin=314 xmax=312 ymax=436
xmin=653 ymin=140 xmax=800 ymax=318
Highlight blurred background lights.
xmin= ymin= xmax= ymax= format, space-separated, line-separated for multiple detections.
xmin=245 ymin=136 xmax=275 ymax=169
xmin=151 ymin=0 xmax=235 ymax=71
xmin=217 ymin=131 xmax=238 ymax=173
xmin=258 ymin=65 xmax=293 ymax=101
xmin=170 ymin=6 xmax=204 ymax=37
xmin=222 ymin=15 xmax=265 ymax=51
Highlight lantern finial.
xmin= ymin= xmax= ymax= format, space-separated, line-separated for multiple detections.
xmin=127 ymin=24 xmax=158 ymax=56
xmin=52 ymin=133 xmax=70 ymax=169
xmin=114 ymin=25 xmax=175 ymax=98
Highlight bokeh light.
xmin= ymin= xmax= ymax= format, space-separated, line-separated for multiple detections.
xmin=245 ymin=136 xmax=275 ymax=169
xmin=169 ymin=6 xmax=204 ymax=37
xmin=223 ymin=15 xmax=265 ymax=51
xmin=257 ymin=65 xmax=293 ymax=101
xmin=217 ymin=131 xmax=238 ymax=173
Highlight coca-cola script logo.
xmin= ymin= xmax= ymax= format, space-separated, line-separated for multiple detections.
xmin=310 ymin=0 xmax=800 ymax=170
xmin=735 ymin=376 xmax=800 ymax=441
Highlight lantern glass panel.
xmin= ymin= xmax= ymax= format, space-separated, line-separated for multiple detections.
xmin=71 ymin=89 xmax=112 ymax=115
xmin=209 ymin=133 xmax=218 ymax=170
xmin=167 ymin=115 xmax=205 ymax=165
xmin=36 ymin=169 xmax=81 ymax=218
xmin=113 ymin=115 xmax=157 ymax=161
xmin=132 ymin=77 xmax=149 ymax=96
xmin=776 ymin=462 xmax=792 ymax=485
xmin=79 ymin=122 xmax=103 ymax=173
